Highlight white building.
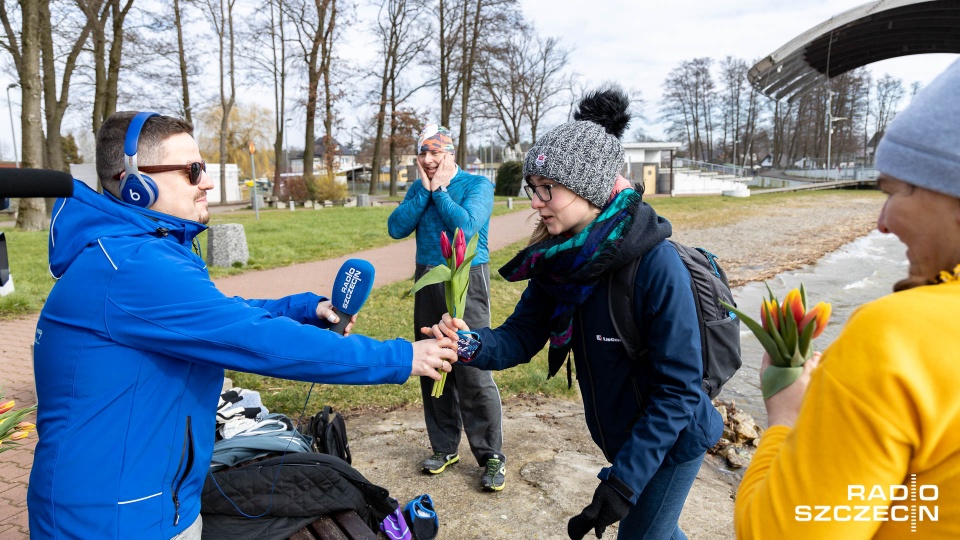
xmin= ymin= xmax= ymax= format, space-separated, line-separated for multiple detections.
xmin=622 ymin=142 xmax=682 ymax=195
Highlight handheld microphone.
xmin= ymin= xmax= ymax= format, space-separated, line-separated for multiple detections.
xmin=0 ymin=168 xmax=75 ymax=199
xmin=329 ymin=259 xmax=375 ymax=335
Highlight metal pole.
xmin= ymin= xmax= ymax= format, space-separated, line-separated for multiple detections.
xmin=249 ymin=142 xmax=259 ymax=220
xmin=732 ymin=137 xmax=737 ymax=171
xmin=6 ymin=84 xmax=18 ymax=167
xmin=826 ymin=91 xmax=833 ymax=180
xmin=284 ymin=118 xmax=291 ymax=173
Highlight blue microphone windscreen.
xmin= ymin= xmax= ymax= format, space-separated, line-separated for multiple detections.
xmin=331 ymin=259 xmax=375 ymax=315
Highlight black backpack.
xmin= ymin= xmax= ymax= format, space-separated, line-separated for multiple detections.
xmin=309 ymin=405 xmax=352 ymax=464
xmin=608 ymin=240 xmax=742 ymax=399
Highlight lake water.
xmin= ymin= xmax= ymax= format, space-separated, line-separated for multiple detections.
xmin=720 ymin=229 xmax=908 ymax=423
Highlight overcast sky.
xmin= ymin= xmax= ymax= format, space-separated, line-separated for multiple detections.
xmin=1 ymin=0 xmax=957 ymax=162
xmin=516 ymin=0 xmax=957 ymax=139
xmin=334 ymin=0 xmax=959 ymax=146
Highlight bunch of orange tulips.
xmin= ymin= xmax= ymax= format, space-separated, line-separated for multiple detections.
xmin=0 ymin=386 xmax=37 ymax=454
xmin=722 ymin=285 xmax=831 ymax=399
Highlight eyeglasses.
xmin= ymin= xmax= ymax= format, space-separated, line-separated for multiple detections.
xmin=523 ymin=183 xmax=554 ymax=202
xmin=114 ymin=161 xmax=207 ymax=186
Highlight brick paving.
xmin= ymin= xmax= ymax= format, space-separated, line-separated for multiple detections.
xmin=0 ymin=207 xmax=537 ymax=538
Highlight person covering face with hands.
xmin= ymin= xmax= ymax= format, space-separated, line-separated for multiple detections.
xmin=28 ymin=111 xmax=457 ymax=540
xmin=388 ymin=124 xmax=507 ymax=492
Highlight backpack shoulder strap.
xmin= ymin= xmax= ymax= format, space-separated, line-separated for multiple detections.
xmin=608 ymin=255 xmax=644 ymax=359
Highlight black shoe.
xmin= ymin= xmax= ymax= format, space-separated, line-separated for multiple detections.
xmin=422 ymin=451 xmax=459 ymax=474
xmin=480 ymin=455 xmax=506 ymax=491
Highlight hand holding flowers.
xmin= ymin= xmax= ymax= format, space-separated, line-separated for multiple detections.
xmin=405 ymin=228 xmax=479 ymax=397
xmin=721 ymin=284 xmax=831 ymax=399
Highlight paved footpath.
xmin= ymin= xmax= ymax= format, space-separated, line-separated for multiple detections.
xmin=0 ymin=207 xmax=537 ymax=538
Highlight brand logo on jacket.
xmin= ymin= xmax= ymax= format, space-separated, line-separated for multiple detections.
xmin=795 ymin=476 xmax=938 ymax=533
xmin=596 ymin=334 xmax=622 ymax=343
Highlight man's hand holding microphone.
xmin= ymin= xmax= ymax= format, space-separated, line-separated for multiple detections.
xmin=326 ymin=259 xmax=459 ymax=381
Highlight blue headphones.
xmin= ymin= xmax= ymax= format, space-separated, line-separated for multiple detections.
xmin=119 ymin=112 xmax=161 ymax=208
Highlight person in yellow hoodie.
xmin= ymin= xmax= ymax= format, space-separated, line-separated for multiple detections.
xmin=735 ymin=58 xmax=960 ymax=540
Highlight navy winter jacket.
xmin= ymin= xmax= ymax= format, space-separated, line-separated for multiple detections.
xmin=468 ymin=240 xmax=723 ymax=503
xmin=28 ymin=181 xmax=413 ymax=539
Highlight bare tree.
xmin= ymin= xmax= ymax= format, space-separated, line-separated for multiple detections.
xmin=523 ymin=34 xmax=570 ymax=143
xmin=873 ymin=73 xmax=904 ymax=136
xmin=173 ymin=0 xmax=192 ymax=124
xmin=717 ymin=56 xmax=746 ymax=165
xmin=288 ymin=0 xmax=340 ymax=190
xmin=909 ymin=80 xmax=922 ymax=99
xmin=454 ymin=0 xmax=517 ymax=165
xmin=476 ymin=30 xmax=528 ymax=149
xmin=197 ymin=0 xmax=237 ymax=201
xmin=40 ymin=1 xmax=91 ymax=175
xmin=0 ymin=1 xmax=46 ymax=229
xmin=240 ymin=0 xmax=291 ymax=194
xmin=661 ymin=58 xmax=715 ymax=161
xmin=75 ymin=0 xmax=135 ymax=136
xmin=436 ymin=0 xmax=463 ymax=128
xmin=369 ymin=0 xmax=428 ymax=196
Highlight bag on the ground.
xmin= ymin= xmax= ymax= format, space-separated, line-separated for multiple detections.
xmin=309 ymin=405 xmax=352 ymax=464
xmin=404 ymin=494 xmax=438 ymax=540
xmin=608 ymin=239 xmax=742 ymax=399
xmin=380 ymin=503 xmax=413 ymax=540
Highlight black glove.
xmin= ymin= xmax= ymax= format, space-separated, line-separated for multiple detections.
xmin=567 ymin=481 xmax=632 ymax=539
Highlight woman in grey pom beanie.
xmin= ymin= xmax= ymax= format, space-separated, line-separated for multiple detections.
xmin=735 ymin=59 xmax=960 ymax=540
xmin=425 ymin=87 xmax=723 ymax=539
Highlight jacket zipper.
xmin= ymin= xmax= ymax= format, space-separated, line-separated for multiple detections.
xmin=172 ymin=416 xmax=195 ymax=526
xmin=577 ymin=317 xmax=610 ymax=459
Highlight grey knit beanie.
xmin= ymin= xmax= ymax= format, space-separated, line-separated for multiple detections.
xmin=876 ymin=58 xmax=960 ymax=198
xmin=523 ymin=121 xmax=624 ymax=207
xmin=523 ymin=87 xmax=630 ymax=208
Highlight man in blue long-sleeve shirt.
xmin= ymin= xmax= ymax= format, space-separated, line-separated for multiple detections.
xmin=387 ymin=124 xmax=506 ymax=491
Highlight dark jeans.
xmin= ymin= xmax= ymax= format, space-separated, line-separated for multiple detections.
xmin=414 ymin=263 xmax=504 ymax=465
xmin=616 ymin=453 xmax=705 ymax=539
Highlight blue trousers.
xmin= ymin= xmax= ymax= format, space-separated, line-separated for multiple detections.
xmin=616 ymin=453 xmax=705 ymax=539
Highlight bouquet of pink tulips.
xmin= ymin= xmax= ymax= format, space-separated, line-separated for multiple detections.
xmin=0 ymin=386 xmax=37 ymax=454
xmin=721 ymin=285 xmax=831 ymax=399
xmin=405 ymin=228 xmax=478 ymax=397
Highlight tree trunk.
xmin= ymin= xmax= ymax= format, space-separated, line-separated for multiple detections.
xmin=103 ymin=0 xmax=133 ymax=122
xmin=174 ymin=0 xmax=192 ymax=124
xmin=269 ymin=0 xmax=285 ymax=195
xmin=303 ymin=45 xmax=320 ymax=186
xmin=16 ymin=0 xmax=46 ymax=231
xmin=370 ymin=47 xmax=391 ymax=195
xmin=456 ymin=0 xmax=483 ymax=166
xmin=388 ymin=80 xmax=398 ymax=197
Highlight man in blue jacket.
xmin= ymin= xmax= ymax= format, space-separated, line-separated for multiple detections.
xmin=387 ymin=125 xmax=506 ymax=491
xmin=28 ymin=111 xmax=458 ymax=540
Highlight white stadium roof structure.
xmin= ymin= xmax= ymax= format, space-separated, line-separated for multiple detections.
xmin=749 ymin=0 xmax=960 ymax=102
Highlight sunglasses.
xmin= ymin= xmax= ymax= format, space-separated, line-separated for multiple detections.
xmin=523 ymin=183 xmax=554 ymax=202
xmin=114 ymin=161 xmax=207 ymax=186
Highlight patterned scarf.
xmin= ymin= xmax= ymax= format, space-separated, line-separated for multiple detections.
xmin=498 ymin=189 xmax=672 ymax=380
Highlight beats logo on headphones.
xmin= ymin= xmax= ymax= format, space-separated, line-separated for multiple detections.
xmin=120 ymin=112 xmax=161 ymax=208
